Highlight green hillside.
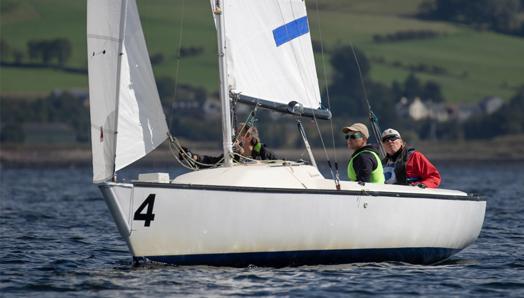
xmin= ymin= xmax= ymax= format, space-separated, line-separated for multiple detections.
xmin=1 ymin=0 xmax=523 ymax=103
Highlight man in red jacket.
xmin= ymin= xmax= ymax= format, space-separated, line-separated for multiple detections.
xmin=381 ymin=128 xmax=441 ymax=188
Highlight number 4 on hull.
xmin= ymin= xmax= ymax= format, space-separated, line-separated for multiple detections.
xmin=134 ymin=194 xmax=156 ymax=227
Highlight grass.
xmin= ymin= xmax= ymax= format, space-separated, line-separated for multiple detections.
xmin=363 ymin=30 xmax=524 ymax=102
xmin=0 ymin=67 xmax=87 ymax=95
xmin=1 ymin=0 xmax=523 ymax=103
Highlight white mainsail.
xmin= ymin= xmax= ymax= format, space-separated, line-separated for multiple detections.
xmin=212 ymin=0 xmax=322 ymax=110
xmin=87 ymin=0 xmax=168 ymax=183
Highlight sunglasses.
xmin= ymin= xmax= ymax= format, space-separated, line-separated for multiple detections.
xmin=345 ymin=132 xmax=363 ymax=140
xmin=382 ymin=135 xmax=399 ymax=143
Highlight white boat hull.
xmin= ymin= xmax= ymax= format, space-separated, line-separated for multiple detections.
xmin=99 ymin=163 xmax=486 ymax=266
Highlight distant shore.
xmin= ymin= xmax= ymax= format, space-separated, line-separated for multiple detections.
xmin=2 ymin=135 xmax=524 ymax=168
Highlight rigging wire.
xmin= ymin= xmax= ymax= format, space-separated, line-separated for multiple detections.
xmin=313 ymin=0 xmax=336 ymax=161
xmin=313 ymin=0 xmax=340 ymax=189
xmin=166 ymin=0 xmax=187 ymax=132
xmin=348 ymin=44 xmax=386 ymax=157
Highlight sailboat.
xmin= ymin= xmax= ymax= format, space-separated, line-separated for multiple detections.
xmin=87 ymin=0 xmax=486 ymax=266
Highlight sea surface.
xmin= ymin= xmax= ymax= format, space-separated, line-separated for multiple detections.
xmin=1 ymin=161 xmax=523 ymax=297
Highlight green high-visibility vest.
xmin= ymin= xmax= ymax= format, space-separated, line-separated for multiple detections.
xmin=348 ymin=150 xmax=385 ymax=184
xmin=253 ymin=142 xmax=262 ymax=154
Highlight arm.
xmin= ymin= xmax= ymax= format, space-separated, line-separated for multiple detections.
xmin=406 ymin=151 xmax=441 ymax=188
xmin=191 ymin=154 xmax=224 ymax=169
xmin=178 ymin=145 xmax=226 ymax=169
xmin=257 ymin=144 xmax=277 ymax=160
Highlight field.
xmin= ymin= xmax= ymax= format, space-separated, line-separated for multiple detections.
xmin=1 ymin=0 xmax=524 ymax=103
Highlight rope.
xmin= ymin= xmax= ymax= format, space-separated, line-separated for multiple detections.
xmin=168 ymin=134 xmax=224 ymax=169
xmin=169 ymin=105 xmax=259 ymax=170
xmin=168 ymin=140 xmax=199 ymax=171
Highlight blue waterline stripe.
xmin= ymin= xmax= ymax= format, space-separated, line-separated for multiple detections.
xmin=273 ymin=16 xmax=309 ymax=47
xmin=145 ymin=247 xmax=461 ymax=267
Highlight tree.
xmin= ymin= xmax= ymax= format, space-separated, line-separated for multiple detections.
xmin=53 ymin=38 xmax=72 ymax=66
xmin=12 ymin=49 xmax=23 ymax=64
xmin=419 ymin=0 xmax=521 ymax=34
xmin=328 ymin=46 xmax=370 ymax=116
xmin=27 ymin=40 xmax=41 ymax=61
xmin=0 ymin=123 xmax=24 ymax=142
xmin=0 ymin=39 xmax=10 ymax=62
xmin=403 ymin=73 xmax=422 ymax=100
xmin=366 ymin=81 xmax=398 ymax=129
xmin=40 ymin=92 xmax=90 ymax=142
xmin=422 ymin=80 xmax=444 ymax=102
xmin=499 ymin=86 xmax=524 ymax=134
xmin=330 ymin=46 xmax=370 ymax=90
xmin=156 ymin=76 xmax=176 ymax=101
xmin=391 ymin=80 xmax=403 ymax=100
xmin=41 ymin=41 xmax=54 ymax=64
xmin=150 ymin=53 xmax=164 ymax=65
xmin=26 ymin=38 xmax=73 ymax=66
xmin=464 ymin=86 xmax=524 ymax=138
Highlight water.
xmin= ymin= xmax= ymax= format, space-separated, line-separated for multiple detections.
xmin=1 ymin=161 xmax=523 ymax=297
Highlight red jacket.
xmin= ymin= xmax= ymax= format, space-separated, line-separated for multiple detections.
xmin=406 ymin=151 xmax=441 ymax=188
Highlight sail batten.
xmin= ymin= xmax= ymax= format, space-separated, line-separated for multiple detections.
xmin=87 ymin=34 xmax=122 ymax=42
xmin=88 ymin=0 xmax=168 ymax=182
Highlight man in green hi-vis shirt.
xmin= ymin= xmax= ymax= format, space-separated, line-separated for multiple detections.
xmin=342 ymin=123 xmax=384 ymax=184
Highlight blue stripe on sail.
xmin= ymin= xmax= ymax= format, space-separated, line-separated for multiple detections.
xmin=273 ymin=16 xmax=310 ymax=47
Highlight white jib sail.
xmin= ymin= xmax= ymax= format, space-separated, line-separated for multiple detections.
xmin=211 ymin=0 xmax=322 ymax=110
xmin=87 ymin=0 xmax=168 ymax=183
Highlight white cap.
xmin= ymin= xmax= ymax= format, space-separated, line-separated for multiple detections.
xmin=381 ymin=128 xmax=401 ymax=140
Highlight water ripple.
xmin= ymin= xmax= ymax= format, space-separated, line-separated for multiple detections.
xmin=1 ymin=163 xmax=523 ymax=297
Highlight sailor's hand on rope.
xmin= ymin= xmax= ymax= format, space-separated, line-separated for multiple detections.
xmin=233 ymin=140 xmax=245 ymax=155
xmin=178 ymin=147 xmax=187 ymax=161
xmin=179 ymin=146 xmax=199 ymax=162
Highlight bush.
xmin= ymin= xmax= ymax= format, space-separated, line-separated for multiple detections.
xmin=418 ymin=0 xmax=522 ymax=35
xmin=27 ymin=38 xmax=72 ymax=66
xmin=0 ymin=123 xmax=24 ymax=143
xmin=156 ymin=76 xmax=176 ymax=100
xmin=464 ymin=86 xmax=524 ymax=138
xmin=150 ymin=53 xmax=164 ymax=65
xmin=178 ymin=46 xmax=204 ymax=58
xmin=0 ymin=92 xmax=90 ymax=143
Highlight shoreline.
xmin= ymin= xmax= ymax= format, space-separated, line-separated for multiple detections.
xmin=2 ymin=136 xmax=524 ymax=168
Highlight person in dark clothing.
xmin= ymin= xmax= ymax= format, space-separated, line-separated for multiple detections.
xmin=342 ymin=123 xmax=384 ymax=183
xmin=381 ymin=128 xmax=441 ymax=188
xmin=180 ymin=123 xmax=276 ymax=168
xmin=234 ymin=124 xmax=277 ymax=161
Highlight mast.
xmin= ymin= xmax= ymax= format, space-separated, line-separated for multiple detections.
xmin=213 ymin=0 xmax=234 ymax=167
